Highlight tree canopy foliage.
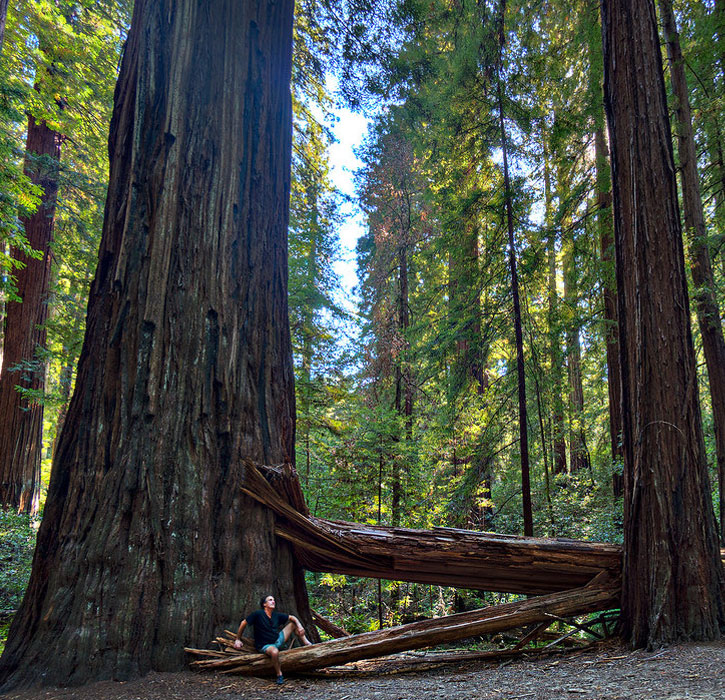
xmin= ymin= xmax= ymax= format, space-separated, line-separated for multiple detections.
xmin=0 ymin=0 xmax=724 ymax=675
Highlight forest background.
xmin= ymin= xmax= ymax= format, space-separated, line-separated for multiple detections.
xmin=1 ymin=0 xmax=724 ymax=649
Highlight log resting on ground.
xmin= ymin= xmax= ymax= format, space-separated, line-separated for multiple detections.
xmin=186 ymin=573 xmax=620 ymax=675
xmin=242 ymin=463 xmax=623 ymax=595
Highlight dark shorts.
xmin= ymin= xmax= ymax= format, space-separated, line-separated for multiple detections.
xmin=260 ymin=630 xmax=289 ymax=653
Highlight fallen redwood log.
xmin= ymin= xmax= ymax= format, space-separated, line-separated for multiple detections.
xmin=186 ymin=573 xmax=620 ymax=675
xmin=241 ymin=462 xmax=623 ymax=595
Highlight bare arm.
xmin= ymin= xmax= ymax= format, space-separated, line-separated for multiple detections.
xmin=288 ymin=615 xmax=304 ymax=634
xmin=233 ymin=619 xmax=248 ymax=649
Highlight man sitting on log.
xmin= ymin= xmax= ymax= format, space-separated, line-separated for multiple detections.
xmin=233 ymin=594 xmax=312 ymax=684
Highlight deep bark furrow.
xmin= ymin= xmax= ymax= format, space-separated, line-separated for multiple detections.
xmin=0 ymin=1 xmax=309 ymax=689
xmin=658 ymin=0 xmax=725 ymax=547
xmin=602 ymin=0 xmax=725 ymax=646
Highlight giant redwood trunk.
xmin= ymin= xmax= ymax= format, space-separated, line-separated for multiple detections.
xmin=0 ymin=115 xmax=60 ymax=515
xmin=0 ymin=0 xmax=311 ymax=689
xmin=659 ymin=0 xmax=725 ymax=546
xmin=602 ymin=0 xmax=725 ymax=646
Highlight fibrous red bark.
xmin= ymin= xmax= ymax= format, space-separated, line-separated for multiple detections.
xmin=0 ymin=115 xmax=60 ymax=515
xmin=242 ymin=463 xmax=624 ymax=595
xmin=0 ymin=0 xmax=311 ymax=689
xmin=658 ymin=0 xmax=725 ymax=547
xmin=602 ymin=0 xmax=725 ymax=646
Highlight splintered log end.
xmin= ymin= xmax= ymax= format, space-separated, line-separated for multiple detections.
xmin=312 ymin=609 xmax=350 ymax=638
xmin=187 ymin=578 xmax=621 ymax=677
xmin=184 ymin=648 xmax=228 ymax=659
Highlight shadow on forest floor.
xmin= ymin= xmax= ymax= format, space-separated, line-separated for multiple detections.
xmin=2 ymin=639 xmax=723 ymax=700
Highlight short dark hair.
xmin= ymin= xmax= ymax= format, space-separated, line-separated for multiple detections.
xmin=260 ymin=594 xmax=273 ymax=609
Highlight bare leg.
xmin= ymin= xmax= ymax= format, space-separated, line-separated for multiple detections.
xmin=281 ymin=621 xmax=312 ymax=646
xmin=296 ymin=628 xmax=312 ymax=646
xmin=264 ymin=646 xmax=282 ymax=677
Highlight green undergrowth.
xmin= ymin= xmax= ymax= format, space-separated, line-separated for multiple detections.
xmin=0 ymin=510 xmax=38 ymax=655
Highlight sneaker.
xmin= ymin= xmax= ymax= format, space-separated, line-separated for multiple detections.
xmin=276 ymin=675 xmax=285 ymax=685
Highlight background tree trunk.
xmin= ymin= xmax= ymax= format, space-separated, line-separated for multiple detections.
xmin=0 ymin=0 xmax=9 ymax=55
xmin=596 ymin=125 xmax=622 ymax=498
xmin=498 ymin=80 xmax=533 ymax=536
xmin=392 ymin=244 xmax=409 ymax=529
xmin=561 ymin=187 xmax=590 ymax=475
xmin=0 ymin=115 xmax=60 ymax=515
xmin=0 ymin=0 xmax=311 ymax=689
xmin=543 ymin=131 xmax=567 ymax=476
xmin=602 ymin=0 xmax=725 ymax=646
xmin=586 ymin=4 xmax=622 ymax=496
xmin=658 ymin=0 xmax=725 ymax=546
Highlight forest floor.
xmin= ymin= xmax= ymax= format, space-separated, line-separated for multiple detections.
xmin=2 ymin=639 xmax=723 ymax=700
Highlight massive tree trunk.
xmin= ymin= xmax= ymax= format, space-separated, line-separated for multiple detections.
xmin=498 ymin=80 xmax=533 ymax=537
xmin=659 ymin=0 xmax=725 ymax=546
xmin=0 ymin=115 xmax=60 ymax=515
xmin=602 ymin=0 xmax=725 ymax=646
xmin=0 ymin=0 xmax=311 ymax=689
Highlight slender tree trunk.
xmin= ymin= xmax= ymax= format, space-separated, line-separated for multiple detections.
xmin=596 ymin=125 xmax=623 ymax=497
xmin=717 ymin=0 xmax=725 ymax=78
xmin=0 ymin=115 xmax=60 ymax=515
xmin=543 ymin=133 xmax=567 ymax=476
xmin=392 ymin=244 xmax=411 ymax=528
xmin=498 ymin=81 xmax=533 ymax=537
xmin=602 ymin=0 xmax=725 ymax=646
xmin=377 ymin=449 xmax=384 ymax=628
xmin=562 ymin=199 xmax=589 ymax=474
xmin=0 ymin=0 xmax=312 ymax=689
xmin=390 ymin=243 xmax=411 ymax=614
xmin=704 ymin=115 xmax=725 ymax=281
xmin=449 ymin=221 xmax=493 ymax=527
xmin=300 ymin=202 xmax=317 ymax=489
xmin=587 ymin=4 xmax=623 ymax=496
xmin=534 ymin=370 xmax=554 ymax=522
xmin=393 ymin=357 xmax=403 ymax=529
xmin=400 ymin=247 xmax=413 ymax=442
xmin=469 ymin=232 xmax=493 ymax=526
xmin=659 ymin=0 xmax=725 ymax=545
xmin=0 ymin=0 xmax=9 ymax=55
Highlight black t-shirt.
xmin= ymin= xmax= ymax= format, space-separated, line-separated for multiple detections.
xmin=245 ymin=610 xmax=290 ymax=651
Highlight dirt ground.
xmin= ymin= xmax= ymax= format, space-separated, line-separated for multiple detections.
xmin=2 ymin=640 xmax=724 ymax=700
